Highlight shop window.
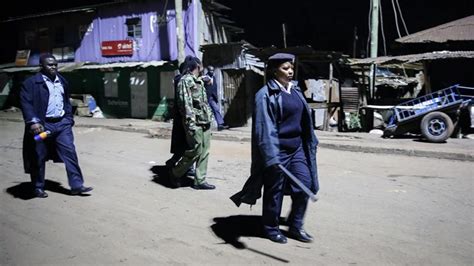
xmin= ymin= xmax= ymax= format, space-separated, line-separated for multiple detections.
xmin=126 ymin=17 xmax=142 ymax=38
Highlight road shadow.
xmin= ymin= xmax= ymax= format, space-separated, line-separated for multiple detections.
xmin=5 ymin=180 xmax=73 ymax=200
xmin=211 ymin=215 xmax=290 ymax=263
xmin=211 ymin=215 xmax=265 ymax=249
xmin=413 ymin=138 xmax=447 ymax=144
xmin=383 ymin=134 xmax=421 ymax=139
xmin=150 ymin=165 xmax=194 ymax=189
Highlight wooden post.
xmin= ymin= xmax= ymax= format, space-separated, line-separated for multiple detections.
xmin=423 ymin=61 xmax=432 ymax=93
xmin=175 ymin=0 xmax=185 ymax=63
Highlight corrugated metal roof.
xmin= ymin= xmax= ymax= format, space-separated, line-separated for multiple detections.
xmin=349 ymin=51 xmax=474 ymax=66
xmin=60 ymin=62 xmax=86 ymax=72
xmin=201 ymin=41 xmax=264 ymax=70
xmin=1 ymin=2 xmax=120 ymax=23
xmin=0 ymin=62 xmax=85 ymax=73
xmin=137 ymin=61 xmax=168 ymax=68
xmin=78 ymin=61 xmax=167 ymax=69
xmin=0 ymin=61 xmax=167 ymax=72
xmin=396 ymin=15 xmax=474 ymax=43
xmin=203 ymin=0 xmax=231 ymax=11
xmin=0 ymin=63 xmax=16 ymax=69
xmin=0 ymin=66 xmax=39 ymax=73
xmin=247 ymin=46 xmax=349 ymax=63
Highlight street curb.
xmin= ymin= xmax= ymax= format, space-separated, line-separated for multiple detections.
xmin=2 ymin=116 xmax=472 ymax=162
xmin=147 ymin=127 xmax=473 ymax=162
xmin=318 ymin=143 xmax=474 ymax=162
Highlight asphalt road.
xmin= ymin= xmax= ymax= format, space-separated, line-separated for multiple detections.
xmin=1 ymin=120 xmax=473 ymax=265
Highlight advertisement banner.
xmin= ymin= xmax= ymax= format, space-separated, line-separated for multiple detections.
xmin=101 ymin=40 xmax=134 ymax=56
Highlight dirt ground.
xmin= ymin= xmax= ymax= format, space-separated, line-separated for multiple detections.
xmin=1 ymin=120 xmax=473 ymax=265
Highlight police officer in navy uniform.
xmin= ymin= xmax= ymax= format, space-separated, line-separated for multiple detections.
xmin=231 ymin=53 xmax=319 ymax=244
xmin=20 ymin=53 xmax=93 ymax=198
xmin=203 ymin=65 xmax=229 ymax=131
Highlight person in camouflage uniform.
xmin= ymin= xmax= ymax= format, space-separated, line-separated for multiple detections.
xmin=169 ymin=56 xmax=216 ymax=190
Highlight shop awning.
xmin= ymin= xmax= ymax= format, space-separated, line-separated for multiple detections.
xmin=349 ymin=51 xmax=474 ymax=66
xmin=0 ymin=62 xmax=85 ymax=73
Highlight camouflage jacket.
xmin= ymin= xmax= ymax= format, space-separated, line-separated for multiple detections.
xmin=176 ymin=73 xmax=214 ymax=131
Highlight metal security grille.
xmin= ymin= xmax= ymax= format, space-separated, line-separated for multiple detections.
xmin=341 ymin=86 xmax=360 ymax=113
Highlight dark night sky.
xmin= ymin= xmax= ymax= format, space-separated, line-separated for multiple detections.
xmin=2 ymin=0 xmax=473 ymax=57
xmin=219 ymin=0 xmax=474 ymax=56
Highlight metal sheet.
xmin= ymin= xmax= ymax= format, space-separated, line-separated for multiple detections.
xmin=79 ymin=61 xmax=167 ymax=69
xmin=349 ymin=51 xmax=474 ymax=66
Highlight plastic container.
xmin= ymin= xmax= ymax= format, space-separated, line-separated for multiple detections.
xmin=34 ymin=131 xmax=51 ymax=142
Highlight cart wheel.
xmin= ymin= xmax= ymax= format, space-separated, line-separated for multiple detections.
xmin=420 ymin=111 xmax=454 ymax=143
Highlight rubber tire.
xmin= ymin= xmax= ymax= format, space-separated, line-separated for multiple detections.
xmin=420 ymin=111 xmax=454 ymax=143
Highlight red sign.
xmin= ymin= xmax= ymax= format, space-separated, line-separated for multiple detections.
xmin=101 ymin=40 xmax=133 ymax=56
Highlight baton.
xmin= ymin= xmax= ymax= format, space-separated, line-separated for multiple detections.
xmin=278 ymin=164 xmax=318 ymax=202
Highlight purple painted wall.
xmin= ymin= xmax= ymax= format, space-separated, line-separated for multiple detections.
xmin=75 ymin=1 xmax=199 ymax=63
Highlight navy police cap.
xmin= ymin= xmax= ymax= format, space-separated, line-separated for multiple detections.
xmin=267 ymin=53 xmax=295 ymax=62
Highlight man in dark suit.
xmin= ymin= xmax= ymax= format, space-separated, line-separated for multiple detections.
xmin=203 ymin=66 xmax=229 ymax=131
xmin=165 ymin=61 xmax=196 ymax=178
xmin=20 ymin=54 xmax=93 ymax=198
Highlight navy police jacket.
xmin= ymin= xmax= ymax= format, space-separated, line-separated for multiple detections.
xmin=231 ymin=79 xmax=319 ymax=206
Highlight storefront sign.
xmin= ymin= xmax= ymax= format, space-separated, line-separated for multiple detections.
xmin=101 ymin=40 xmax=133 ymax=56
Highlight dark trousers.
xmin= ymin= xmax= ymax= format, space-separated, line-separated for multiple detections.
xmin=166 ymin=152 xmax=196 ymax=172
xmin=208 ymin=98 xmax=225 ymax=126
xmin=262 ymin=145 xmax=311 ymax=236
xmin=30 ymin=119 xmax=84 ymax=190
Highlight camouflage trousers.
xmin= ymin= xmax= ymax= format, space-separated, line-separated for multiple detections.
xmin=171 ymin=126 xmax=211 ymax=185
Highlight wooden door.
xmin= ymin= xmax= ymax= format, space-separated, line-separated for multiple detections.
xmin=221 ymin=70 xmax=247 ymax=127
xmin=130 ymin=71 xmax=148 ymax=118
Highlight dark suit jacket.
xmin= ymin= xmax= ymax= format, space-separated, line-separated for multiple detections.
xmin=170 ymin=73 xmax=191 ymax=154
xmin=204 ymin=75 xmax=218 ymax=102
xmin=19 ymin=72 xmax=74 ymax=173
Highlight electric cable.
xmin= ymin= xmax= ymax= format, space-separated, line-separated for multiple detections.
xmin=395 ymin=0 xmax=409 ymax=35
xmin=379 ymin=0 xmax=387 ymax=55
xmin=391 ymin=0 xmax=402 ymax=38
xmin=367 ymin=0 xmax=373 ymax=57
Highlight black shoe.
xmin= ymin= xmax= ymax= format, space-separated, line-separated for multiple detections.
xmin=168 ymin=169 xmax=181 ymax=188
xmin=217 ymin=125 xmax=230 ymax=131
xmin=71 ymin=186 xmax=93 ymax=195
xmin=192 ymin=182 xmax=215 ymax=190
xmin=34 ymin=188 xmax=48 ymax=198
xmin=288 ymin=228 xmax=313 ymax=243
xmin=267 ymin=233 xmax=287 ymax=244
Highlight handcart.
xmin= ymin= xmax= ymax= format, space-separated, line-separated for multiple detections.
xmin=383 ymin=84 xmax=474 ymax=142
